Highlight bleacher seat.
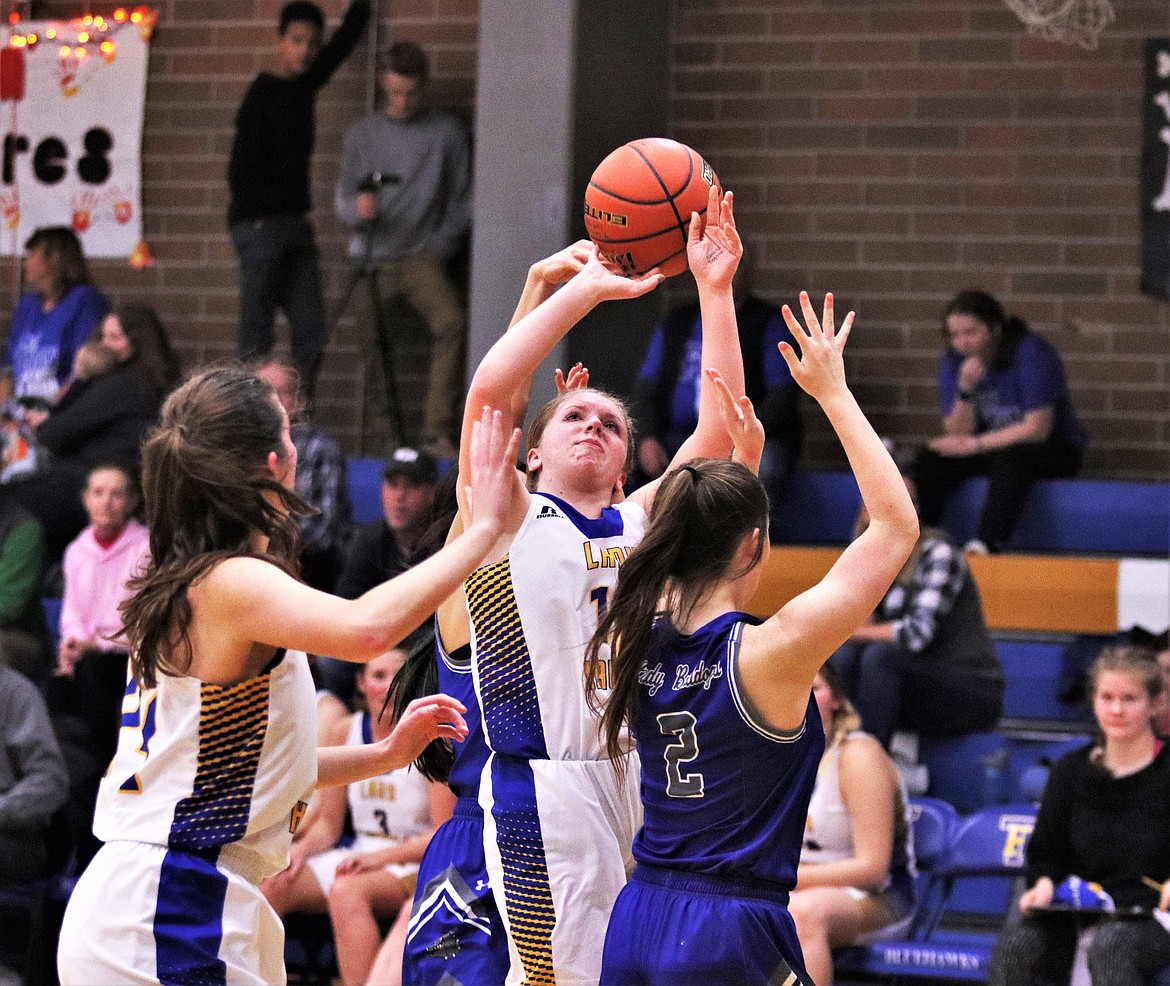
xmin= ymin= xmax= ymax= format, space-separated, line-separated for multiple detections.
xmin=770 ymin=471 xmax=1169 ymax=556
xmin=834 ymin=802 xmax=1032 ymax=983
xmin=937 ymin=477 xmax=1168 ymax=556
xmin=347 ymin=458 xmax=385 ymax=525
xmin=919 ymin=733 xmax=1090 ymax=815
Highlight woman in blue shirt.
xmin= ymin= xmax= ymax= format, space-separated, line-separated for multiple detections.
xmin=1 ymin=227 xmax=108 ymax=406
xmin=913 ymin=289 xmax=1087 ymax=553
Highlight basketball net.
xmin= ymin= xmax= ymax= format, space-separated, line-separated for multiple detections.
xmin=1003 ymin=0 xmax=1115 ymax=50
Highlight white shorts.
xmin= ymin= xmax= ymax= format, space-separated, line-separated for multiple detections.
xmin=58 ymin=840 xmax=286 ymax=986
xmin=479 ymin=752 xmax=642 ymax=986
xmin=304 ymin=833 xmax=420 ymax=897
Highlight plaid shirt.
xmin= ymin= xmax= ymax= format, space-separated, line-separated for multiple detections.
xmin=293 ymin=423 xmax=352 ymax=553
xmin=878 ymin=536 xmax=968 ymax=654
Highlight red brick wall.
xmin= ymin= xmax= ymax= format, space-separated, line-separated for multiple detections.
xmin=22 ymin=1 xmax=1170 ymax=478
xmin=29 ymin=0 xmax=479 ymax=455
xmin=671 ymin=0 xmax=1170 ymax=479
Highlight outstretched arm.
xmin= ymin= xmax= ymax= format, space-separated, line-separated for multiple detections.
xmin=739 ymin=293 xmax=918 ymax=729
xmin=631 ymin=187 xmax=745 ymax=509
xmin=457 ymin=245 xmax=663 ymax=521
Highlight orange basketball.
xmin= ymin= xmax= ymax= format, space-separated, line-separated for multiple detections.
xmin=584 ymin=137 xmax=720 ymax=278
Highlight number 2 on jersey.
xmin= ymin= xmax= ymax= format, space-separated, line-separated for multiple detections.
xmin=658 ymin=711 xmax=704 ymax=798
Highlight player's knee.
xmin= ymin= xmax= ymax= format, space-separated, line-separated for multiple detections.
xmin=788 ymin=891 xmax=830 ymax=939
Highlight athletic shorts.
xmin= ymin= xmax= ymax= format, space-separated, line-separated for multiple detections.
xmin=403 ymin=799 xmax=509 ymax=986
xmin=479 ymin=752 xmax=642 ymax=986
xmin=58 ymin=839 xmax=285 ymax=986
xmin=600 ymin=864 xmax=815 ymax=986
xmin=304 ymin=833 xmax=420 ymax=898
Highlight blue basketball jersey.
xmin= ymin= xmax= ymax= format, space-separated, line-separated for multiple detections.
xmin=632 ymin=612 xmax=825 ymax=888
xmin=438 ymin=639 xmax=490 ymax=799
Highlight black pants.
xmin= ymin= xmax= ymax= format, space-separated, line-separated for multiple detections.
xmin=913 ymin=438 xmax=1083 ymax=551
xmin=988 ymin=910 xmax=1170 ymax=986
xmin=231 ymin=215 xmax=330 ymax=398
xmin=829 ymin=640 xmax=1004 ymax=748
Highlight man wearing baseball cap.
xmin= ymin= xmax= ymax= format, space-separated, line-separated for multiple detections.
xmin=318 ymin=446 xmax=439 ymax=702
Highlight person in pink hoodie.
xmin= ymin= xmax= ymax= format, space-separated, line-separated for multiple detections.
xmin=53 ymin=461 xmax=150 ymax=866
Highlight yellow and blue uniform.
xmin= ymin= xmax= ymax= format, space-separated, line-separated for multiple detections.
xmin=57 ymin=649 xmax=317 ymax=986
xmin=466 ymin=492 xmax=645 ymax=985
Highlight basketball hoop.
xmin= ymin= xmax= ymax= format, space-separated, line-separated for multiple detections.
xmin=1003 ymin=0 xmax=1115 ymax=51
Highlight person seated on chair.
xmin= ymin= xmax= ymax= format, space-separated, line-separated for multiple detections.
xmin=987 ymin=643 xmax=1170 ymax=986
xmin=0 ymin=663 xmax=68 ymax=885
xmin=0 ymin=490 xmax=52 ymax=686
xmin=912 ymin=289 xmax=1087 ymax=554
xmin=50 ymin=461 xmax=150 ymax=870
xmin=253 ymin=356 xmax=352 ymax=592
xmin=828 ymin=471 xmax=1004 ymax=749
xmin=789 ymin=662 xmax=918 ymax=986
xmin=629 ymin=255 xmax=802 ymax=507
xmin=260 ymin=641 xmax=452 ymax=986
xmin=319 ymin=446 xmax=438 ymax=704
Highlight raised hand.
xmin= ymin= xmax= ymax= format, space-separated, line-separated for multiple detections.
xmin=778 ymin=291 xmax=852 ymax=404
xmin=371 ymin=694 xmax=469 ymax=774
xmin=533 ymin=240 xmax=594 ymax=289
xmin=580 ymin=243 xmax=664 ymax=301
xmin=464 ymin=405 xmax=522 ymax=534
xmin=686 ymin=186 xmax=741 ymax=291
xmin=554 ymin=362 xmax=591 ymax=394
xmin=706 ymin=368 xmax=764 ymax=470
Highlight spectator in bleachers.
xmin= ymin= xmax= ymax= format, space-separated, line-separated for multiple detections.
xmin=0 ymin=490 xmax=51 ymax=684
xmin=318 ymin=447 xmax=438 ymax=704
xmin=261 ymin=641 xmax=451 ymax=986
xmin=913 ymin=289 xmax=1087 ymax=554
xmin=6 ymin=302 xmax=180 ymax=561
xmin=629 ymin=257 xmax=803 ymax=505
xmin=828 ymin=474 xmax=1004 ymax=749
xmin=790 ymin=662 xmax=917 ymax=986
xmin=1155 ymin=634 xmax=1170 ymax=737
xmin=0 ymin=226 xmax=108 ymax=408
xmin=50 ymin=461 xmax=149 ymax=870
xmin=254 ymin=357 xmax=352 ymax=592
xmin=987 ymin=643 xmax=1170 ymax=986
xmin=0 ymin=664 xmax=68 ymax=885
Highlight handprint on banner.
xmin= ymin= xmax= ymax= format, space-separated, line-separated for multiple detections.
xmin=107 ymin=185 xmax=134 ymax=224
xmin=0 ymin=191 xmax=20 ymax=231
xmin=71 ymin=190 xmax=98 ymax=233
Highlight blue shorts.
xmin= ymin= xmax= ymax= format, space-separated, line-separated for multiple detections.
xmin=403 ymin=799 xmax=509 ymax=986
xmin=600 ymin=864 xmax=814 ymax=986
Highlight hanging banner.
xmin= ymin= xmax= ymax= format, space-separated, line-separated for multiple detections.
xmin=0 ymin=8 xmax=156 ymax=263
xmin=1141 ymin=37 xmax=1170 ymax=300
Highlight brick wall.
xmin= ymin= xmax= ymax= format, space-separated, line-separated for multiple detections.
xmin=31 ymin=0 xmax=479 ymax=456
xmin=671 ymin=0 xmax=1170 ymax=479
xmin=22 ymin=0 xmax=1170 ymax=478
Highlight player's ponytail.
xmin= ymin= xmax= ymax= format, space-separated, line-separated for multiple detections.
xmin=587 ymin=458 xmax=769 ymax=773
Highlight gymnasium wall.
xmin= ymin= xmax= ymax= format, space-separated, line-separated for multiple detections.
xmin=25 ymin=0 xmax=1170 ymax=478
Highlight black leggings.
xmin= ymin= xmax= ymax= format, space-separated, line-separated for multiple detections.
xmin=988 ymin=911 xmax=1170 ymax=986
xmin=913 ymin=438 xmax=1083 ymax=551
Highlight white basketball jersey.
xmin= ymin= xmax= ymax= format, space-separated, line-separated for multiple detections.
xmin=466 ymin=492 xmax=647 ymax=762
xmin=93 ymin=649 xmax=318 ymax=881
xmin=345 ymin=711 xmax=433 ymax=842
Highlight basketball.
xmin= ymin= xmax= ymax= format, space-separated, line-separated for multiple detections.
xmin=584 ymin=137 xmax=720 ymax=278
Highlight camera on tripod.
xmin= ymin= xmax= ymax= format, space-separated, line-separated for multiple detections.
xmin=357 ymin=171 xmax=402 ymax=194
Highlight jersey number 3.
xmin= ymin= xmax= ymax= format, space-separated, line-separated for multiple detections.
xmin=657 ymin=711 xmax=704 ymax=798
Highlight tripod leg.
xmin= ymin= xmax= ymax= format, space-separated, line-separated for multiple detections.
xmin=367 ymin=270 xmax=407 ymax=443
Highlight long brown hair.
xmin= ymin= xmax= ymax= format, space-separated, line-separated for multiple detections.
xmin=586 ymin=458 xmax=769 ymax=770
xmin=25 ymin=226 xmax=91 ymax=295
xmin=110 ymin=302 xmax=183 ymax=401
xmin=120 ymin=366 xmax=309 ymax=687
xmin=524 ymin=387 xmax=635 ymax=491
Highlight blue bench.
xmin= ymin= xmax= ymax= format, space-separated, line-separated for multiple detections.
xmin=771 ymin=471 xmax=1169 ymax=556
